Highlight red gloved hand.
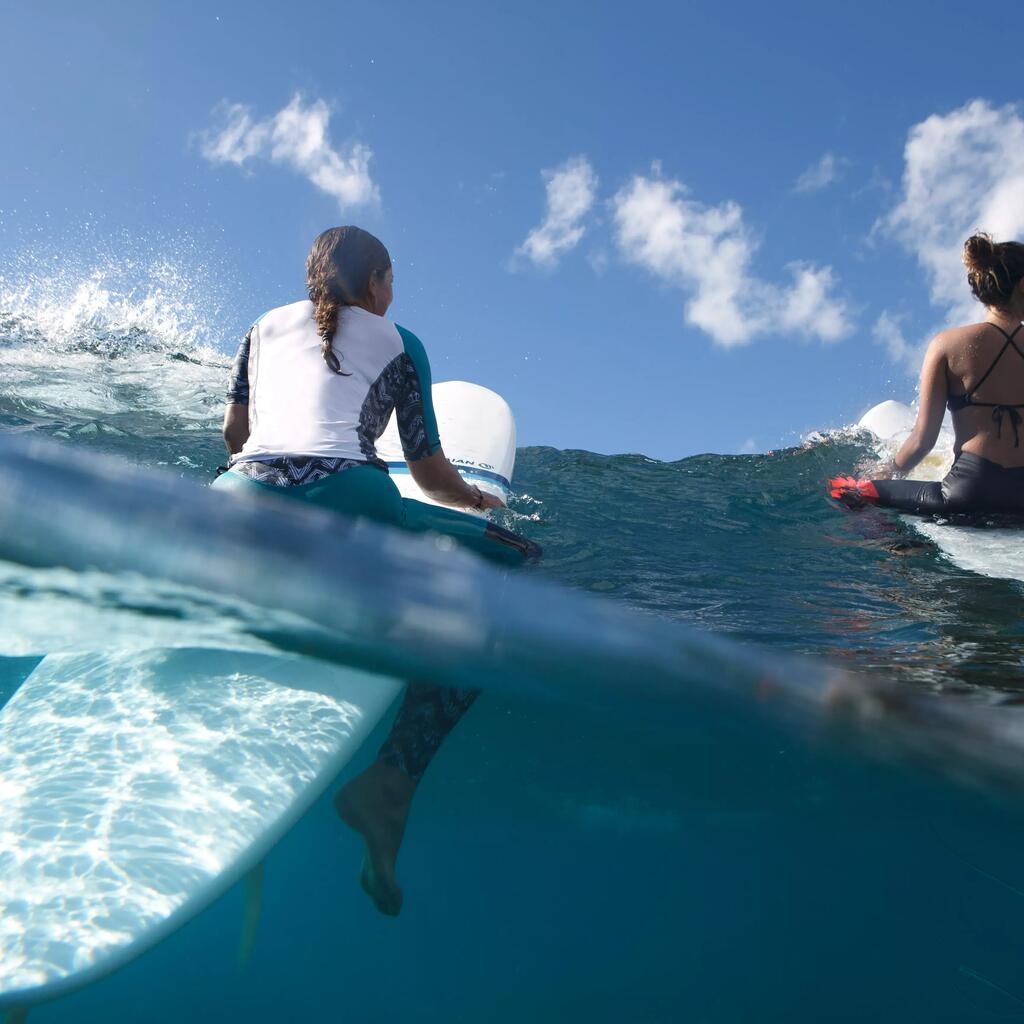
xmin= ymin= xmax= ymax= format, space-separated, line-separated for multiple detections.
xmin=828 ymin=476 xmax=880 ymax=508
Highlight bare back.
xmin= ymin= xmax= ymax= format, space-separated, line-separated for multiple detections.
xmin=941 ymin=320 xmax=1024 ymax=467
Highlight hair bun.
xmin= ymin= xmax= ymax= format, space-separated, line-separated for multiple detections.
xmin=962 ymin=231 xmax=1024 ymax=306
xmin=963 ymin=232 xmax=998 ymax=273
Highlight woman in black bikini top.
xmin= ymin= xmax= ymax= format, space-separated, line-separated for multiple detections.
xmin=944 ymin=321 xmax=1024 ymax=446
xmin=836 ymin=232 xmax=1024 ymax=515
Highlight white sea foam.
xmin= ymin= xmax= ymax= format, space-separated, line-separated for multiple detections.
xmin=0 ymin=245 xmax=235 ymax=436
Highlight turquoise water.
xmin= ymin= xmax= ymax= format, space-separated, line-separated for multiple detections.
xmin=3 ymin=264 xmax=1024 ymax=1021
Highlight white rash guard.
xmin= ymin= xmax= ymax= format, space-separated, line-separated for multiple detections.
xmin=227 ymin=300 xmax=441 ymax=471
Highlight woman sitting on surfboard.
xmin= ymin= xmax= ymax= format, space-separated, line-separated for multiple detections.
xmin=831 ymin=233 xmax=1024 ymax=515
xmin=214 ymin=226 xmax=503 ymax=916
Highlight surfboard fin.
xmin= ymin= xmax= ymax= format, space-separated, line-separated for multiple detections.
xmin=237 ymin=861 xmax=265 ymax=970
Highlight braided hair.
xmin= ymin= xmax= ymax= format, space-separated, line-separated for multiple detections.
xmin=305 ymin=226 xmax=392 ymax=374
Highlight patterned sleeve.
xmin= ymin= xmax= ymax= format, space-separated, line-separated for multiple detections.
xmin=225 ymin=327 xmax=253 ymax=405
xmin=394 ymin=325 xmax=442 ymax=461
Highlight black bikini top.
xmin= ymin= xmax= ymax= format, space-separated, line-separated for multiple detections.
xmin=947 ymin=322 xmax=1024 ymax=447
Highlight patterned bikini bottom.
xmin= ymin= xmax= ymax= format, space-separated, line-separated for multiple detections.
xmin=228 ymin=455 xmax=385 ymax=487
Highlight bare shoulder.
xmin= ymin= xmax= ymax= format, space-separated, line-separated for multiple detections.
xmin=930 ymin=323 xmax=988 ymax=357
xmin=942 ymin=321 xmax=993 ymax=344
xmin=921 ymin=328 xmax=954 ymax=362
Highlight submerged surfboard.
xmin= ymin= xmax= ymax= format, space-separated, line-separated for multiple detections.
xmin=0 ymin=650 xmax=404 ymax=1010
xmin=857 ymin=400 xmax=1024 ymax=583
xmin=0 ymin=380 xmax=519 ymax=1013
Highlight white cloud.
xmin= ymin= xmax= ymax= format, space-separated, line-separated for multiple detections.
xmin=882 ymin=99 xmax=1024 ymax=325
xmin=612 ymin=172 xmax=853 ymax=347
xmin=200 ymin=103 xmax=268 ymax=165
xmin=794 ymin=152 xmax=845 ymax=193
xmin=516 ymin=156 xmax=598 ymax=267
xmin=872 ymin=311 xmax=926 ymax=373
xmin=852 ymin=166 xmax=893 ymax=201
xmin=587 ymin=248 xmax=609 ymax=275
xmin=200 ymin=95 xmax=379 ymax=209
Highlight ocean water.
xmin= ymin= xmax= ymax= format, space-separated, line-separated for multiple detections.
xmin=3 ymin=260 xmax=1024 ymax=1022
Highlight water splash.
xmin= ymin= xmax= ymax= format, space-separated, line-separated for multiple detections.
xmin=0 ymin=243 xmax=237 ymax=466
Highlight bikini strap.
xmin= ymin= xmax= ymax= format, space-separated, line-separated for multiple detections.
xmin=965 ymin=323 xmax=1024 ymax=399
xmin=990 ymin=405 xmax=1024 ymax=448
xmin=1004 ymin=322 xmax=1024 ymax=361
xmin=988 ymin=322 xmax=1024 ymax=344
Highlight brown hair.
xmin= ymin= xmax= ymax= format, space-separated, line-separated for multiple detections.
xmin=305 ymin=226 xmax=391 ymax=374
xmin=962 ymin=232 xmax=1024 ymax=308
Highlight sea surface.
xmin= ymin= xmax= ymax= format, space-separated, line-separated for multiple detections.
xmin=2 ymin=261 xmax=1024 ymax=1022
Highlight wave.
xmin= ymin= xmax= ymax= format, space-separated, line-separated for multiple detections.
xmin=0 ymin=247 xmax=234 ymax=470
xmin=4 ymin=431 xmax=1024 ymax=798
xmin=2 ymin=250 xmax=1024 ymax=780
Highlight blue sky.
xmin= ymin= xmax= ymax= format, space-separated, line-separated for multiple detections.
xmin=2 ymin=1 xmax=1024 ymax=459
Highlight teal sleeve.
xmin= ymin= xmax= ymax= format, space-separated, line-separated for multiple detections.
xmin=395 ymin=324 xmax=442 ymax=459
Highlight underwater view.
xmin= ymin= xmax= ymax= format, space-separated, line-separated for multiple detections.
xmin=2 ymin=255 xmax=1024 ymax=1023
xmin=6 ymin=4 xmax=1024 ymax=1020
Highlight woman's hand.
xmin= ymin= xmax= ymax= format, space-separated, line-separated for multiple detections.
xmin=472 ymin=487 xmax=506 ymax=511
xmin=409 ymin=450 xmax=506 ymax=510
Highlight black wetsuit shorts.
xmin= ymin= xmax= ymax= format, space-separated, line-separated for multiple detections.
xmin=873 ymin=453 xmax=1024 ymax=515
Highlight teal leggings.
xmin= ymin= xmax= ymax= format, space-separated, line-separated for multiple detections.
xmin=211 ymin=464 xmax=405 ymax=526
xmin=214 ymin=465 xmax=528 ymax=566
xmin=212 ymin=464 xmax=477 ymax=780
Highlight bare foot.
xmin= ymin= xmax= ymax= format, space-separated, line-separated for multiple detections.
xmin=335 ymin=761 xmax=417 ymax=916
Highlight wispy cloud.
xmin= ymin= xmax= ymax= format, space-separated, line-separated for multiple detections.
xmin=516 ymin=156 xmax=598 ymax=267
xmin=882 ymin=99 xmax=1024 ymax=324
xmin=872 ymin=311 xmax=925 ymax=373
xmin=612 ymin=171 xmax=853 ymax=347
xmin=199 ymin=95 xmax=379 ymax=209
xmin=874 ymin=99 xmax=1024 ymax=369
xmin=794 ymin=152 xmax=846 ymax=193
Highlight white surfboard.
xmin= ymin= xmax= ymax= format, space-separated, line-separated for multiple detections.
xmin=377 ymin=380 xmax=515 ymax=509
xmin=0 ymin=650 xmax=404 ymax=1011
xmin=857 ymin=400 xmax=1024 ymax=583
xmin=0 ymin=381 xmax=518 ymax=1014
